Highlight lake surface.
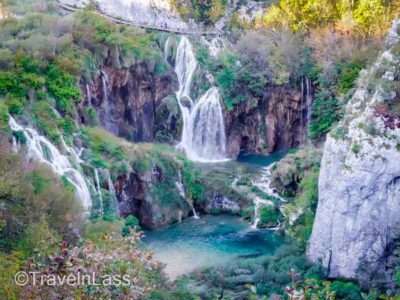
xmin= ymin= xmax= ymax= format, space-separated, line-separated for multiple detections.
xmin=142 ymin=215 xmax=282 ymax=279
xmin=142 ymin=153 xmax=286 ymax=279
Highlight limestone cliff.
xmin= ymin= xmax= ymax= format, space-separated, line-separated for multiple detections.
xmin=225 ymin=85 xmax=305 ymax=156
xmin=307 ymin=20 xmax=400 ymax=284
xmin=80 ymin=63 xmax=180 ymax=143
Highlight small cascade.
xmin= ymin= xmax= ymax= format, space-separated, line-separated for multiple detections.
xmin=8 ymin=116 xmax=91 ymax=209
xmin=175 ymin=171 xmax=199 ymax=219
xmin=300 ymin=77 xmax=304 ymax=134
xmin=12 ymin=136 xmax=19 ymax=153
xmin=106 ymin=170 xmax=119 ymax=215
xmin=251 ymin=164 xmax=284 ymax=229
xmin=86 ymin=83 xmax=92 ymax=106
xmin=60 ymin=136 xmax=83 ymax=164
xmin=305 ymin=77 xmax=313 ymax=137
xmin=174 ymin=36 xmax=228 ymax=163
xmin=201 ymin=36 xmax=225 ymax=57
xmin=101 ymin=71 xmax=116 ymax=134
xmin=94 ymin=168 xmax=103 ymax=214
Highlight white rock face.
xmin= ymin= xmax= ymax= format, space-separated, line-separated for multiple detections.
xmin=307 ymin=20 xmax=400 ymax=280
xmin=60 ymin=0 xmax=191 ymax=30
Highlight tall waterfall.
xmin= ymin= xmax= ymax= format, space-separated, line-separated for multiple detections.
xmin=305 ymin=77 xmax=313 ymax=132
xmin=174 ymin=36 xmax=227 ymax=163
xmin=300 ymin=77 xmax=313 ymax=142
xmin=9 ymin=116 xmax=92 ymax=209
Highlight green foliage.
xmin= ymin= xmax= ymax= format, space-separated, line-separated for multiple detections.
xmin=45 ymin=63 xmax=81 ymax=114
xmin=309 ymin=88 xmax=343 ymax=140
xmin=336 ymin=58 xmax=366 ymax=94
xmin=171 ymin=0 xmax=228 ymax=25
xmin=4 ymin=97 xmax=25 ymax=116
xmin=284 ymin=165 xmax=320 ymax=248
xmin=81 ymin=127 xmax=127 ymax=168
xmin=83 ymin=219 xmax=125 ymax=246
xmin=182 ymin=159 xmax=204 ymax=203
xmin=0 ymin=251 xmax=24 ymax=299
xmin=86 ymin=106 xmax=99 ymax=127
xmin=122 ymin=215 xmax=140 ymax=237
xmin=262 ymin=0 xmax=399 ymax=36
xmin=215 ymin=52 xmax=265 ymax=110
xmin=0 ymin=143 xmax=83 ymax=256
xmin=259 ymin=205 xmax=282 ymax=228
xmin=352 ymin=142 xmax=361 ymax=154
xmin=330 ymin=280 xmax=362 ymax=300
xmin=32 ymin=101 xmax=62 ymax=143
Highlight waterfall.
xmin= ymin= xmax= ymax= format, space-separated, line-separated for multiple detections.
xmin=12 ymin=136 xmax=19 ymax=153
xmin=201 ymin=36 xmax=225 ymax=57
xmin=101 ymin=71 xmax=117 ymax=134
xmin=61 ymin=136 xmax=83 ymax=164
xmin=305 ymin=77 xmax=313 ymax=137
xmin=300 ymin=77 xmax=304 ymax=134
xmin=86 ymin=83 xmax=92 ymax=106
xmin=8 ymin=116 xmax=91 ymax=209
xmin=94 ymin=168 xmax=103 ymax=214
xmin=251 ymin=164 xmax=284 ymax=229
xmin=174 ymin=36 xmax=228 ymax=163
xmin=175 ymin=171 xmax=199 ymax=219
xmin=106 ymin=171 xmax=119 ymax=216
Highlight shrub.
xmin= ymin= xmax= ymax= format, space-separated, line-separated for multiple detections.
xmin=259 ymin=205 xmax=281 ymax=227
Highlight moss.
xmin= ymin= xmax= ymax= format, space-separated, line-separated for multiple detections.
xmin=32 ymin=101 xmax=62 ymax=143
xmin=351 ymin=143 xmax=361 ymax=154
xmin=259 ymin=205 xmax=282 ymax=228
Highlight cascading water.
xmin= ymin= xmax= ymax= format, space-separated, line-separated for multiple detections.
xmin=9 ymin=116 xmax=91 ymax=209
xmin=86 ymin=83 xmax=92 ymax=106
xmin=101 ymin=71 xmax=117 ymax=134
xmin=12 ymin=136 xmax=19 ymax=153
xmin=94 ymin=168 xmax=103 ymax=214
xmin=251 ymin=164 xmax=284 ymax=229
xmin=300 ymin=78 xmax=304 ymax=133
xmin=175 ymin=171 xmax=199 ymax=218
xmin=305 ymin=77 xmax=313 ymax=138
xmin=61 ymin=136 xmax=83 ymax=164
xmin=106 ymin=170 xmax=119 ymax=215
xmin=174 ymin=36 xmax=228 ymax=163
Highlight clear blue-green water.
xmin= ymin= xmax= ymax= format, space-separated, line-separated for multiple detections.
xmin=142 ymin=215 xmax=282 ymax=279
xmin=142 ymin=153 xmax=286 ymax=279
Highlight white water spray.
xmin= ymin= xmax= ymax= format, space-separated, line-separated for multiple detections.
xmin=251 ymin=164 xmax=284 ymax=228
xmin=305 ymin=77 xmax=313 ymax=138
xmin=86 ymin=83 xmax=92 ymax=106
xmin=106 ymin=170 xmax=119 ymax=215
xmin=94 ymin=168 xmax=103 ymax=214
xmin=174 ymin=36 xmax=228 ymax=163
xmin=175 ymin=171 xmax=199 ymax=218
xmin=9 ymin=116 xmax=91 ymax=209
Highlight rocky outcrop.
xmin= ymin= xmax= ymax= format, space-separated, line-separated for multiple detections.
xmin=82 ymin=63 xmax=179 ymax=143
xmin=224 ymin=86 xmax=306 ymax=157
xmin=270 ymin=147 xmax=322 ymax=197
xmin=115 ymin=167 xmax=192 ymax=229
xmin=307 ymin=20 xmax=400 ymax=285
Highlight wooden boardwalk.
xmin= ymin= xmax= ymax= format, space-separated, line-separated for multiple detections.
xmin=58 ymin=2 xmax=219 ymax=36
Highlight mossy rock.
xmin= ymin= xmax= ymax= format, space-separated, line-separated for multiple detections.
xmin=154 ymin=95 xmax=182 ymax=143
xmin=164 ymin=36 xmax=178 ymax=65
xmin=180 ymin=95 xmax=192 ymax=109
